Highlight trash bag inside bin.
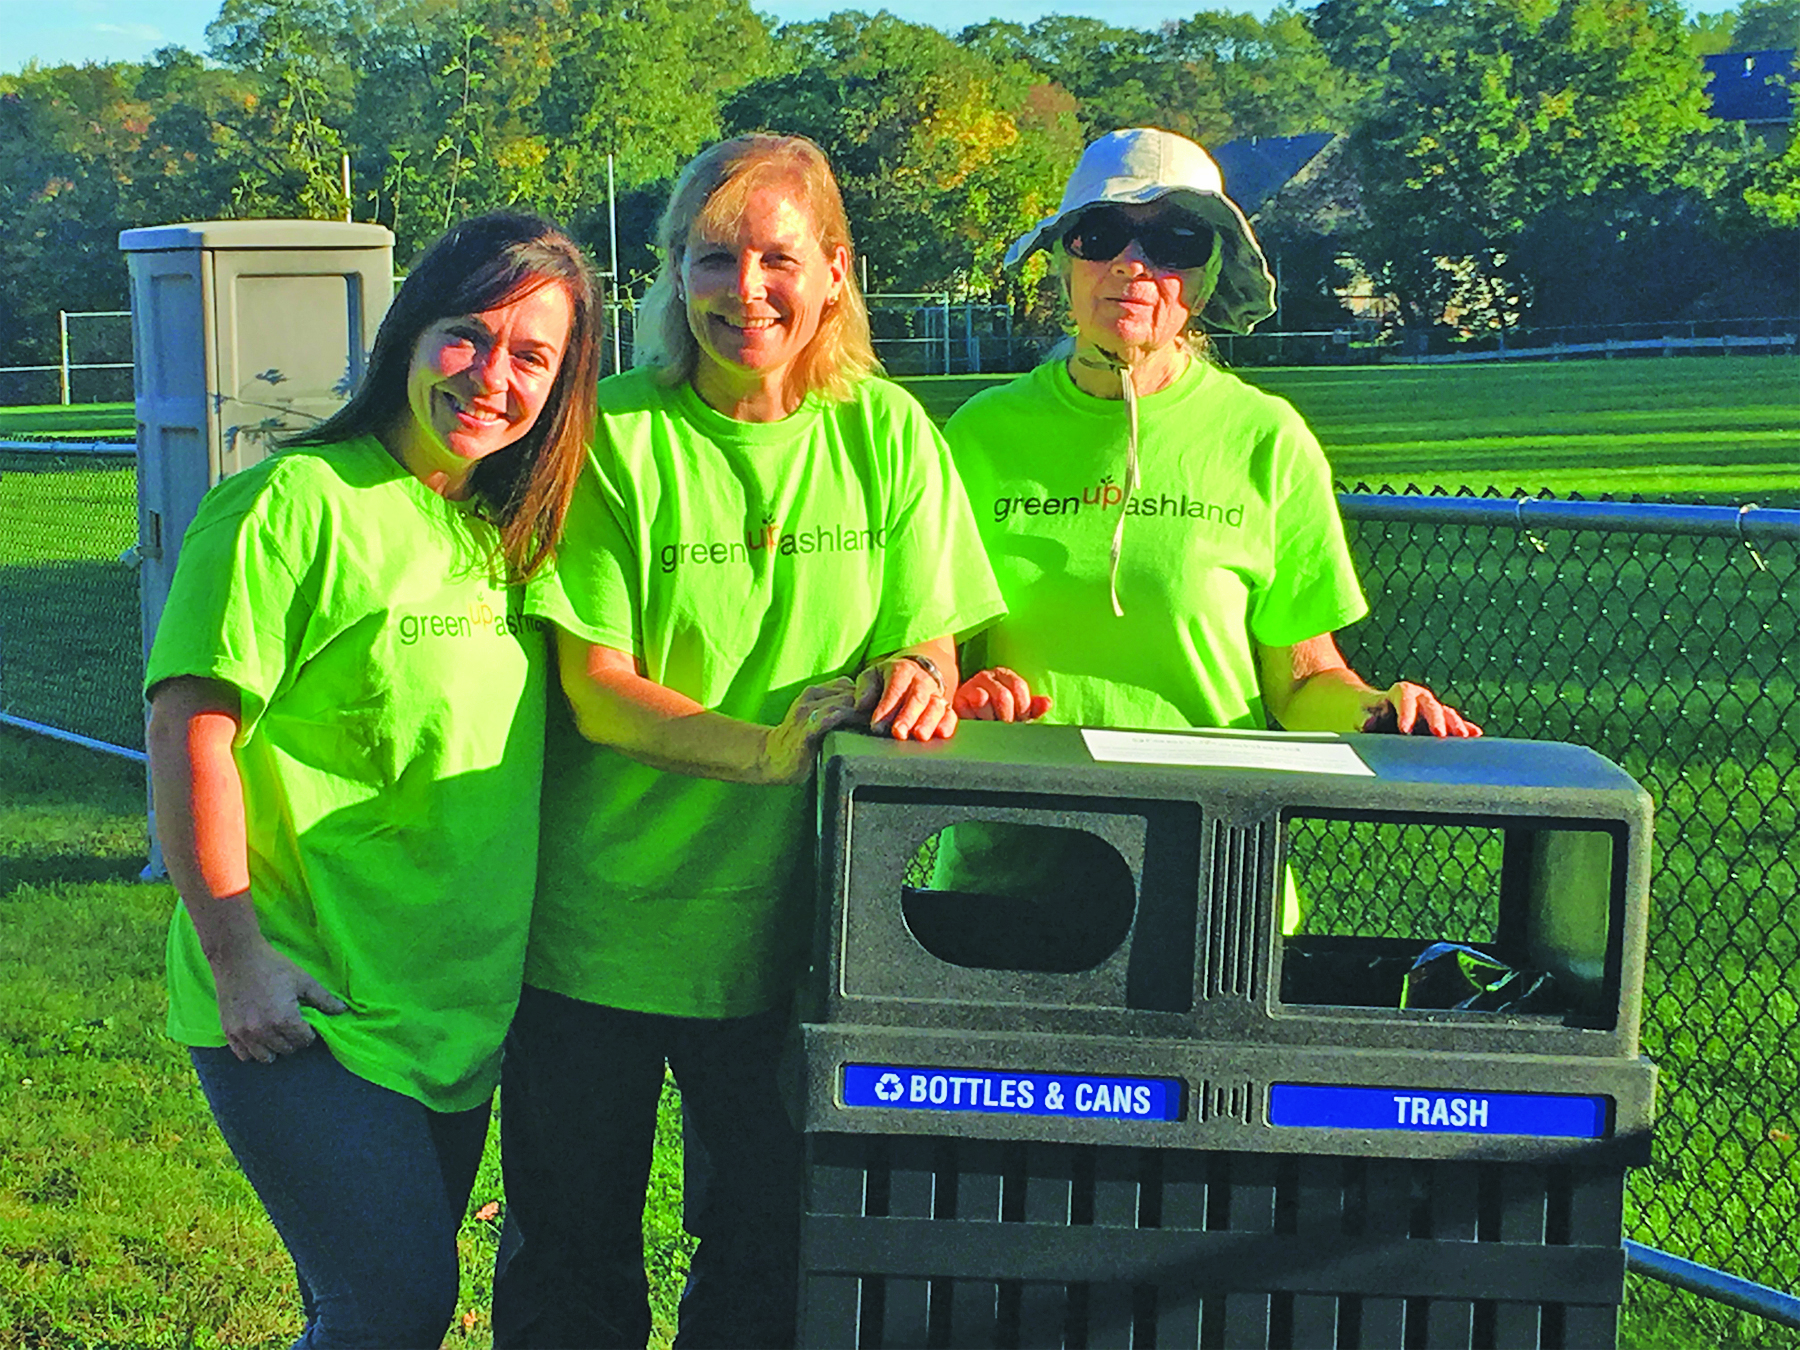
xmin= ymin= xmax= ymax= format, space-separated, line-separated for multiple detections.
xmin=1280 ymin=936 xmax=1564 ymax=1013
xmin=1401 ymin=941 xmax=1562 ymax=1013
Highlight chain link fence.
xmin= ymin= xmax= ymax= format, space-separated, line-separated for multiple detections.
xmin=1327 ymin=490 xmax=1799 ymax=1344
xmin=0 ymin=447 xmax=143 ymax=752
xmin=2 ymin=446 xmax=1797 ymax=1335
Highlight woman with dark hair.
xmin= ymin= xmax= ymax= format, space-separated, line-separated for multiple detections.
xmin=492 ymin=135 xmax=1003 ymax=1348
xmin=145 ymin=211 xmax=599 ymax=1348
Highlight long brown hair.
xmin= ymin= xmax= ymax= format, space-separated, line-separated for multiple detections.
xmin=292 ymin=211 xmax=600 ymax=580
xmin=633 ymin=134 xmax=878 ymax=403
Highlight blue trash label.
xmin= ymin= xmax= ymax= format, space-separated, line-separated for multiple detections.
xmin=842 ymin=1064 xmax=1183 ymax=1121
xmin=1269 ymin=1084 xmax=1609 ymax=1138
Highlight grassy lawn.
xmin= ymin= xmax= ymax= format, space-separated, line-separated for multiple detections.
xmin=0 ymin=403 xmax=135 ymax=442
xmin=900 ymin=353 xmax=1800 ymax=502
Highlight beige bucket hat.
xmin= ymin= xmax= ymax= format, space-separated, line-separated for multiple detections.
xmin=1005 ymin=127 xmax=1278 ymax=334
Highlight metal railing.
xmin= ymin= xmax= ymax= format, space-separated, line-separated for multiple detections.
xmin=0 ymin=310 xmax=133 ymax=405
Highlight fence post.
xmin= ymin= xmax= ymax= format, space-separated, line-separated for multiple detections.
xmin=942 ymin=294 xmax=952 ymax=374
xmin=58 ymin=310 xmax=71 ymax=405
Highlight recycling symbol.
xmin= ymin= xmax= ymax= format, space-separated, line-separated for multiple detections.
xmin=874 ymin=1072 xmax=905 ymax=1102
xmin=1045 ymin=1082 xmax=1066 ymax=1111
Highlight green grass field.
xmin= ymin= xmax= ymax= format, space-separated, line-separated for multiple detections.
xmin=4 ymin=357 xmax=1798 ymax=1346
xmin=902 ymin=354 xmax=1800 ymax=502
xmin=0 ymin=403 xmax=135 ymax=442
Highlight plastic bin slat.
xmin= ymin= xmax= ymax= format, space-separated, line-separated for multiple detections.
xmin=1492 ymin=1300 xmax=1544 ymax=1347
xmin=883 ymin=1278 xmax=930 ymax=1347
xmin=800 ymin=1277 xmax=863 ymax=1346
xmin=1499 ymin=1164 xmax=1548 ymax=1242
xmin=808 ymin=1136 xmax=867 ymax=1217
xmin=1569 ymin=1166 xmax=1624 ymax=1242
xmin=1025 ymin=1143 xmax=1076 ymax=1224
xmin=1089 ymin=1282 xmax=1135 ymax=1347
xmin=1156 ymin=1286 xmax=1202 ymax=1344
xmin=1094 ymin=1149 xmax=1139 ymax=1228
xmin=957 ymin=1139 xmax=1004 ymax=1223
xmin=800 ymin=1215 xmax=1622 ymax=1300
xmin=1562 ymin=1304 xmax=1618 ymax=1345
xmin=1291 ymin=1292 xmax=1340 ymax=1346
xmin=1361 ymin=1294 xmax=1407 ymax=1348
xmin=1223 ymin=1291 xmax=1272 ymax=1345
xmin=890 ymin=1138 xmax=937 ymax=1218
xmin=947 ymin=1277 xmax=997 ymax=1345
xmin=1019 ymin=1280 xmax=1064 ymax=1347
xmin=1432 ymin=1162 xmax=1480 ymax=1241
xmin=1296 ymin=1156 xmax=1344 ymax=1235
xmin=1424 ymin=1296 xmax=1476 ymax=1349
xmin=1162 ymin=1151 xmax=1209 ymax=1229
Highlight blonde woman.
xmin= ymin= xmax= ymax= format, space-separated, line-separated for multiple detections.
xmin=493 ymin=135 xmax=1004 ymax=1347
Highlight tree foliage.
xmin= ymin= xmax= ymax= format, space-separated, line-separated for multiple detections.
xmin=725 ymin=13 xmax=1082 ymax=295
xmin=0 ymin=0 xmax=1794 ymax=366
xmin=1316 ymin=0 xmax=1727 ymax=325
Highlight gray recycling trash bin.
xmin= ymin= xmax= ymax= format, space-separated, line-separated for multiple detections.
xmin=796 ymin=723 xmax=1656 ymax=1349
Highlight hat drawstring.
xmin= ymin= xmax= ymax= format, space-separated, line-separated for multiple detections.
xmin=1103 ymin=357 xmax=1141 ymax=618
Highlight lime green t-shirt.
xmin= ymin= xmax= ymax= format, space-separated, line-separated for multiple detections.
xmin=934 ymin=359 xmax=1367 ymax=914
xmin=527 ymin=368 xmax=1006 ymax=1018
xmin=948 ymin=357 xmax=1367 ymax=730
xmin=145 ymin=437 xmax=549 ymax=1112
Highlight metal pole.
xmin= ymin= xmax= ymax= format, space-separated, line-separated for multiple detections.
xmin=1624 ymin=1241 xmax=1800 ymax=1330
xmin=341 ymin=153 xmax=352 ymax=222
xmin=942 ymin=293 xmax=951 ymax=374
xmin=608 ymin=153 xmax=622 ymax=374
xmin=58 ymin=310 xmax=71 ymax=405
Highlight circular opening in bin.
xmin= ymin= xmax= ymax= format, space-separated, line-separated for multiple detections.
xmin=900 ymin=822 xmax=1135 ymax=972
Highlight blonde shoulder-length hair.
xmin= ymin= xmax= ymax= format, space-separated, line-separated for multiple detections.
xmin=634 ymin=133 xmax=880 ymax=404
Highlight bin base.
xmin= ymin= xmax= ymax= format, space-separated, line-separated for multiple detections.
xmin=800 ymin=1133 xmax=1624 ymax=1349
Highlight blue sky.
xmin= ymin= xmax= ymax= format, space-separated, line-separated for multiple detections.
xmin=2 ymin=0 xmax=1737 ymax=73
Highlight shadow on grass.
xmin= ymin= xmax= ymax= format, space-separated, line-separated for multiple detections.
xmin=1 ymin=726 xmax=148 ymax=891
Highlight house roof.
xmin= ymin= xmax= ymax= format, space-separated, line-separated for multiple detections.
xmin=1212 ymin=133 xmax=1336 ymax=215
xmin=1703 ymin=49 xmax=1797 ymax=123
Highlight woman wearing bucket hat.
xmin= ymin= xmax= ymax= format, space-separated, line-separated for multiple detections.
xmin=934 ymin=128 xmax=1476 ymax=900
xmin=948 ymin=126 xmax=1478 ymax=737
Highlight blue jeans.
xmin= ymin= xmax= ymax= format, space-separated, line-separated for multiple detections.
xmin=190 ymin=1042 xmax=490 ymax=1349
xmin=492 ymin=986 xmax=801 ymax=1349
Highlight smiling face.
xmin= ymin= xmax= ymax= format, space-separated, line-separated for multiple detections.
xmin=391 ymin=280 xmax=574 ymax=496
xmin=682 ymin=183 xmax=849 ymax=420
xmin=1065 ymin=201 xmax=1212 ymax=361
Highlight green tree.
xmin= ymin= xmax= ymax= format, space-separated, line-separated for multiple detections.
xmin=206 ymin=0 xmax=360 ymax=217
xmin=1315 ymin=0 xmax=1722 ymax=327
xmin=1733 ymin=0 xmax=1800 ymax=49
xmin=726 ymin=12 xmax=1082 ymax=296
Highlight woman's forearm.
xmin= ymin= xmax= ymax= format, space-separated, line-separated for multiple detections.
xmin=146 ymin=677 xmax=264 ymax=958
xmin=557 ymin=632 xmax=830 ymax=783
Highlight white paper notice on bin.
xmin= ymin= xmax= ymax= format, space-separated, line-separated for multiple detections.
xmin=1080 ymin=728 xmax=1375 ymax=776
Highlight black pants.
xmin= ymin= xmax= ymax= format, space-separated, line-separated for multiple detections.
xmin=492 ymin=985 xmax=801 ymax=1349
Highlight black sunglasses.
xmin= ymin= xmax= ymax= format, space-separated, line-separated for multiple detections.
xmin=1063 ymin=206 xmax=1217 ymax=271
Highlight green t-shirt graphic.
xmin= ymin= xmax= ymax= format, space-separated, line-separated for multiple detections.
xmin=528 ymin=368 xmax=1005 ymax=1018
xmin=146 ymin=438 xmax=549 ymax=1112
